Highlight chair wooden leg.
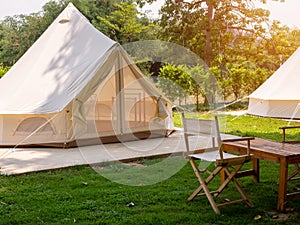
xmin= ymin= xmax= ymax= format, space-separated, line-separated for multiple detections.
xmin=215 ymin=165 xmax=243 ymax=197
xmin=231 ymin=176 xmax=254 ymax=207
xmin=220 ymin=168 xmax=226 ymax=183
xmin=288 ymin=163 xmax=300 ymax=181
xmin=188 ymin=159 xmax=222 ymax=200
xmin=188 ymin=166 xmax=222 ymax=201
xmin=189 ymin=159 xmax=221 ymax=214
xmin=188 ymin=185 xmax=203 ymax=201
xmin=217 ymin=166 xmax=253 ymax=207
xmin=188 ymin=159 xmax=253 ymax=214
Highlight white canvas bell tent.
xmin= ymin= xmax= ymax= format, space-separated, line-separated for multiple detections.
xmin=248 ymin=47 xmax=300 ymax=119
xmin=0 ymin=3 xmax=173 ymax=147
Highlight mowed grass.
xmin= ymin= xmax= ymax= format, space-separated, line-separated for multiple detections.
xmin=1 ymin=114 xmax=300 ymax=224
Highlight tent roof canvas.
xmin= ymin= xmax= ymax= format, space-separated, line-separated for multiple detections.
xmin=0 ymin=3 xmax=117 ymax=114
xmin=249 ymin=47 xmax=300 ymax=101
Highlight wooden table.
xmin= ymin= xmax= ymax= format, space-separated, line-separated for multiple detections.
xmin=222 ymin=138 xmax=300 ymax=212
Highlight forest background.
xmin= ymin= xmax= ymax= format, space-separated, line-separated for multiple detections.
xmin=0 ymin=0 xmax=299 ymax=110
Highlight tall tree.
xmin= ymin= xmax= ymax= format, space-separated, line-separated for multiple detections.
xmin=160 ymin=0 xmax=270 ymax=67
xmin=259 ymin=21 xmax=300 ymax=70
xmin=0 ymin=0 xmax=65 ymax=66
xmin=159 ymin=0 xmax=300 ymax=101
xmin=97 ymin=1 xmax=156 ymax=44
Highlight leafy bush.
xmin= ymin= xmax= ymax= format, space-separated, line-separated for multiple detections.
xmin=0 ymin=65 xmax=10 ymax=78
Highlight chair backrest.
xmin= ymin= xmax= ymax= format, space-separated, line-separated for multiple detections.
xmin=182 ymin=112 xmax=222 ymax=156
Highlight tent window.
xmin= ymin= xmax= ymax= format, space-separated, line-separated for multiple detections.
xmin=14 ymin=117 xmax=54 ymax=135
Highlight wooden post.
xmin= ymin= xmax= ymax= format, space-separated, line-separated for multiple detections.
xmin=278 ymin=157 xmax=288 ymax=212
xmin=252 ymin=158 xmax=260 ymax=183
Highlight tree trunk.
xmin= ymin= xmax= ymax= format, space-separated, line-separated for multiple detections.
xmin=205 ymin=0 xmax=213 ymax=67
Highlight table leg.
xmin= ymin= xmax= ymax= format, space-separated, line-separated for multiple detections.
xmin=278 ymin=157 xmax=288 ymax=212
xmin=253 ymin=158 xmax=259 ymax=183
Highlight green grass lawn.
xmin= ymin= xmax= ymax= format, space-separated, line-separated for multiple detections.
xmin=1 ymin=114 xmax=300 ymax=224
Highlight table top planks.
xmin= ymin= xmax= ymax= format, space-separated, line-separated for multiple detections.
xmin=223 ymin=138 xmax=300 ymax=163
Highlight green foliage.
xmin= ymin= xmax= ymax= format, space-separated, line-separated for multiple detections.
xmin=211 ymin=60 xmax=271 ymax=100
xmin=0 ymin=64 xmax=10 ymax=78
xmin=57 ymin=0 xmax=129 ymax=27
xmin=159 ymin=0 xmax=300 ymax=100
xmin=158 ymin=64 xmax=222 ymax=110
xmin=159 ymin=0 xmax=271 ymax=66
xmin=157 ymin=63 xmax=190 ymax=103
xmin=96 ymin=2 xmax=155 ymax=44
xmin=186 ymin=65 xmax=222 ymax=109
xmin=0 ymin=0 xmax=65 ymax=66
xmin=262 ymin=21 xmax=300 ymax=69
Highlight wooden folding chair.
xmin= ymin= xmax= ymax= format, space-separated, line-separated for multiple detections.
xmin=182 ymin=113 xmax=254 ymax=214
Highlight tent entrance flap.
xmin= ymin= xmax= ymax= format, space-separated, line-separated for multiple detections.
xmin=74 ymin=50 xmax=170 ymax=145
